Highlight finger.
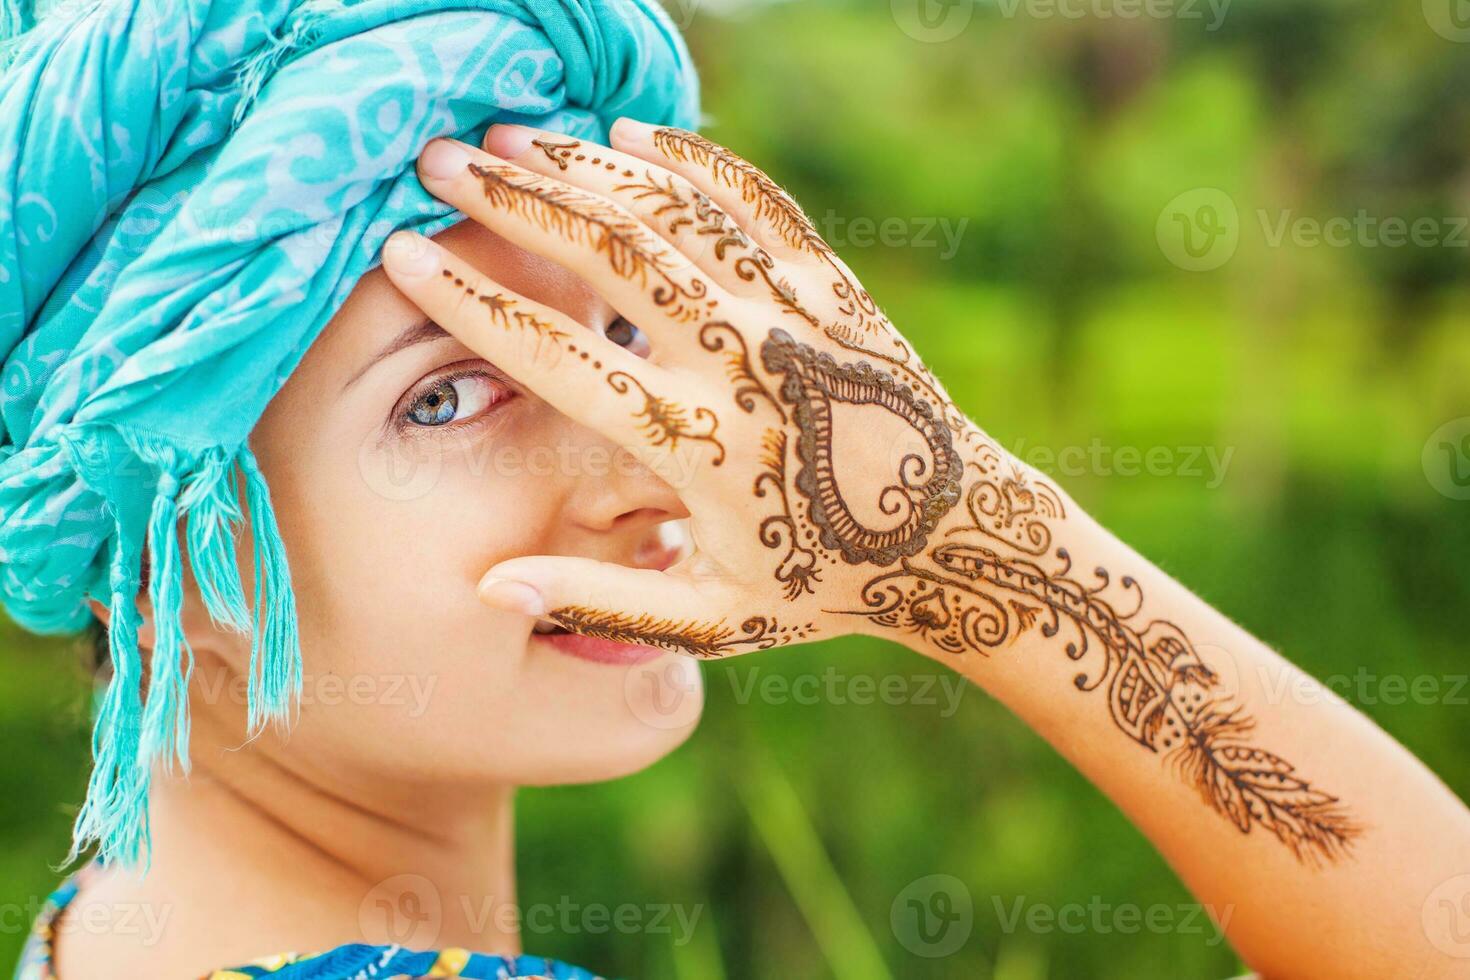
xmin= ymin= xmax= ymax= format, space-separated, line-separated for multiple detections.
xmin=415 ymin=137 xmax=732 ymax=342
xmin=379 ymin=230 xmax=728 ymax=480
xmin=610 ymin=120 xmax=892 ymax=336
xmin=608 ymin=118 xmax=828 ymax=265
xmin=477 ymin=555 xmax=817 ymax=659
xmin=483 ymin=124 xmax=800 ymax=315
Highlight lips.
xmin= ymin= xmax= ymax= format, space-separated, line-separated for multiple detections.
xmin=529 ymin=629 xmax=665 ymax=665
xmin=528 ymin=521 xmax=689 ymax=667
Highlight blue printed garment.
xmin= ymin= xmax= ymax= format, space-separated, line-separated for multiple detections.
xmin=15 ymin=862 xmax=607 ymax=978
xmin=0 ymin=0 xmax=698 ymax=868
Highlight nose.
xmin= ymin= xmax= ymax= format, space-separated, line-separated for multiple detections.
xmin=550 ymin=419 xmax=691 ymax=541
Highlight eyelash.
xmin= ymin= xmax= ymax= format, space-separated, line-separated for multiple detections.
xmin=388 ymin=318 xmax=649 ymax=438
xmin=393 ymin=361 xmax=515 ymax=437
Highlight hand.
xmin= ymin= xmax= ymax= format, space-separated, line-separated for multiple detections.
xmin=378 ymin=126 xmax=1389 ymax=876
xmin=379 ymin=119 xmax=998 ymax=658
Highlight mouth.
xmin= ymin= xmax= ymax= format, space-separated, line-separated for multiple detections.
xmin=529 ymin=620 xmax=664 ymax=665
xmin=528 ymin=521 xmax=689 ymax=666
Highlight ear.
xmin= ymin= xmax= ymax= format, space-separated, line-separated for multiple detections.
xmin=85 ymin=552 xmax=239 ymax=658
xmin=85 ymin=580 xmax=159 ymax=654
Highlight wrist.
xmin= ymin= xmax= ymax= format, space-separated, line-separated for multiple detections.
xmin=874 ymin=428 xmax=1100 ymax=667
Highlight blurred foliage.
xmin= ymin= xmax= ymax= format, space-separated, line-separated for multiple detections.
xmin=3 ymin=0 xmax=1469 ymax=977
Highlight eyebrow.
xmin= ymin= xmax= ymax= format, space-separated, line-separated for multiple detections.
xmin=341 ymin=318 xmax=455 ymax=392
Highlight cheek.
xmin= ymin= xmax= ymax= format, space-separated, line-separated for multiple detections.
xmin=267 ymin=414 xmax=564 ymax=675
xmin=305 ymin=432 xmax=562 ymax=650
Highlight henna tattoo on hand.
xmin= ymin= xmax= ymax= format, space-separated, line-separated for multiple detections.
xmin=548 ymin=607 xmax=815 ymax=658
xmin=615 ymin=169 xmax=753 ymax=262
xmin=467 ymin=162 xmax=715 ymax=323
xmin=508 ymin=130 xmax=1357 ymax=867
xmin=650 ymin=128 xmax=823 ymax=253
xmin=651 ymin=127 xmax=893 ymax=334
xmin=606 ymin=370 xmax=725 ymax=466
xmin=442 ymin=269 xmax=571 ymax=349
xmin=533 ymin=137 xmax=635 ymax=178
xmin=834 ymin=451 xmax=1360 ymax=864
xmin=957 ymin=444 xmax=1065 ymax=555
xmin=697 ymin=321 xmax=785 ymax=422
xmin=754 ymin=429 xmax=822 ymax=600
xmin=641 ymin=129 xmax=981 ymax=448
xmin=759 ymin=328 xmax=962 ymax=566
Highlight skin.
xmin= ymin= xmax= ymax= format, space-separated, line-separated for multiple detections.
xmin=47 ymin=120 xmax=1470 ymax=977
xmin=56 ymin=206 xmax=703 ymax=977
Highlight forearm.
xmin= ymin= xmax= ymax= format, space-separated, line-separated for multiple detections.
xmin=865 ymin=427 xmax=1470 ymax=977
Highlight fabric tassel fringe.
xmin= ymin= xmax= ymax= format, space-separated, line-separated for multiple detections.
xmin=239 ymin=449 xmax=302 ymax=735
xmin=65 ymin=440 xmax=302 ymax=869
xmin=228 ymin=0 xmax=347 ymax=136
xmin=63 ymin=524 xmax=148 ymax=868
xmin=181 ymin=451 xmax=253 ymax=636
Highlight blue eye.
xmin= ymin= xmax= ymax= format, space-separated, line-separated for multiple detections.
xmin=404 ymin=372 xmax=501 ymax=427
xmin=607 ymin=316 xmax=650 ymax=358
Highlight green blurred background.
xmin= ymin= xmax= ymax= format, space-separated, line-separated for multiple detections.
xmin=4 ymin=0 xmax=1469 ymax=976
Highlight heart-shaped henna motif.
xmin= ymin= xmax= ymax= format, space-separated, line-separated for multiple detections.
xmin=759 ymin=328 xmax=962 ymax=566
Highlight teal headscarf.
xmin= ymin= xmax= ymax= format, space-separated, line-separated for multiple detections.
xmin=0 ymin=0 xmax=698 ymax=867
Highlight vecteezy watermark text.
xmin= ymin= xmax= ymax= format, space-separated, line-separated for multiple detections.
xmin=726 ymin=665 xmax=968 ymax=717
xmin=815 ymin=210 xmax=969 ymax=261
xmin=993 ymin=894 xmax=1234 ymax=943
xmin=1011 ymin=437 xmax=1235 ymax=489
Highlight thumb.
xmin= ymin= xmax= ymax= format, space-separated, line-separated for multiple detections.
xmin=477 ymin=556 xmax=807 ymax=658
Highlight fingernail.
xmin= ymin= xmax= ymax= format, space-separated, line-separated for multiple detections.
xmin=477 ymin=576 xmax=546 ymax=617
xmin=381 ymin=231 xmax=436 ymax=277
xmin=484 ymin=123 xmax=538 ymax=160
xmin=610 ymin=116 xmax=652 ymax=143
xmin=420 ymin=138 xmax=470 ymax=180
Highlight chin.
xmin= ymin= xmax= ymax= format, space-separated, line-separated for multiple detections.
xmin=527 ymin=654 xmax=705 ymax=785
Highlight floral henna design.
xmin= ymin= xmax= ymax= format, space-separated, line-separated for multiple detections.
xmin=535 ymin=134 xmax=959 ymax=435
xmin=609 ymin=165 xmax=821 ymax=333
xmin=651 ymin=126 xmax=892 ymax=336
xmin=834 ymin=448 xmax=1360 ymax=864
xmin=532 ymin=136 xmax=634 ymax=178
xmin=441 ymin=270 xmax=572 ymax=349
xmin=759 ymin=328 xmax=963 ymax=566
xmin=651 ymin=128 xmax=825 ymax=256
xmin=854 ymin=558 xmax=1011 ymax=655
xmin=638 ymin=130 xmax=973 ymax=445
xmin=615 ymin=169 xmax=752 ymax=262
xmin=954 ymin=443 xmax=1066 ymax=556
xmin=930 ymin=543 xmax=1359 ymax=864
xmin=467 ymin=162 xmax=714 ymax=323
xmin=753 ymin=429 xmax=822 ymax=600
xmin=547 ymin=607 xmax=816 ymax=658
xmin=606 ymin=370 xmax=726 ymax=466
xmin=697 ymin=321 xmax=784 ymax=421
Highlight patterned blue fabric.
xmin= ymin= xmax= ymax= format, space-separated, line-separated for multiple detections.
xmin=0 ymin=0 xmax=698 ymax=868
xmin=14 ymin=862 xmax=609 ymax=978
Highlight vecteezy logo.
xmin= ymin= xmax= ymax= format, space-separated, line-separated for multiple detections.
xmin=358 ymin=873 xmax=442 ymax=948
xmin=1423 ymin=417 xmax=1470 ymax=500
xmin=890 ymin=874 xmax=972 ymax=957
xmin=1156 ymin=188 xmax=1240 ymax=271
xmin=623 ymin=656 xmax=703 ymax=730
xmin=357 ymin=434 xmax=443 ymax=502
xmin=1425 ymin=0 xmax=1470 ymax=42
xmin=891 ymin=0 xmax=974 ymax=42
xmin=1423 ymin=873 xmax=1470 ymax=957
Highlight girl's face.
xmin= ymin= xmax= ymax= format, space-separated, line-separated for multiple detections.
xmin=212 ymin=218 xmax=704 ymax=795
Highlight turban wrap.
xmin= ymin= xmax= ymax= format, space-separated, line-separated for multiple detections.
xmin=0 ymin=0 xmax=699 ymax=867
